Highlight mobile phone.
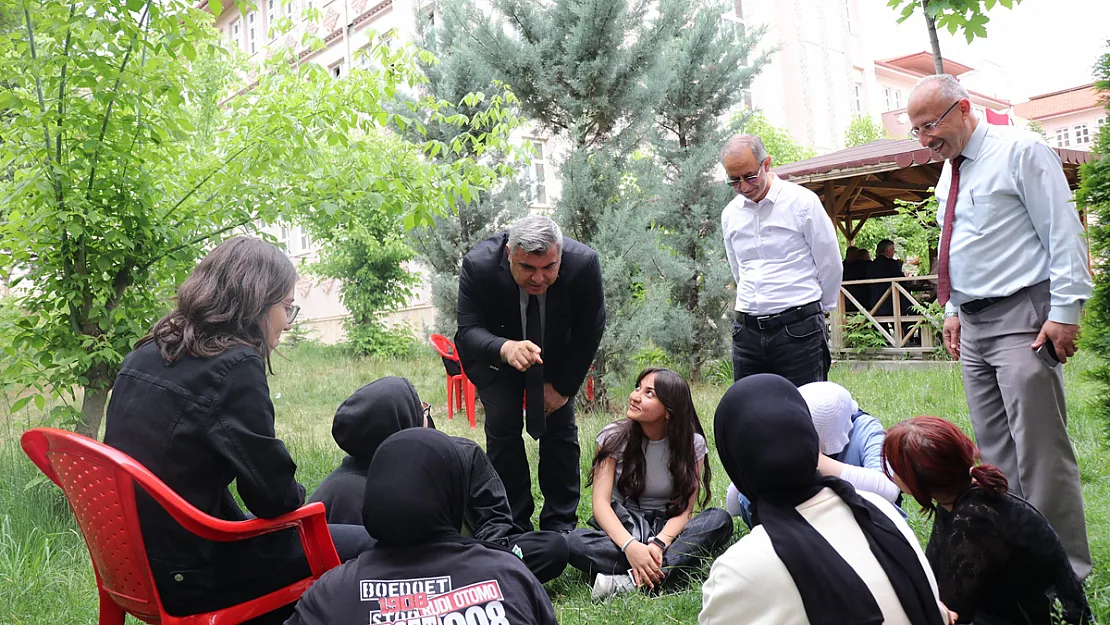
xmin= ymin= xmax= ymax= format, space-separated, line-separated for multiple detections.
xmin=1034 ymin=337 xmax=1061 ymax=368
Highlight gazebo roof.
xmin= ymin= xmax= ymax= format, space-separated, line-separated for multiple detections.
xmin=774 ymin=139 xmax=1096 ymax=227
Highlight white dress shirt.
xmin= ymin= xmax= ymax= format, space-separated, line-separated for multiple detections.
xmin=721 ymin=174 xmax=843 ymax=315
xmin=699 ymin=488 xmax=945 ymax=625
xmin=937 ymin=122 xmax=1092 ymax=324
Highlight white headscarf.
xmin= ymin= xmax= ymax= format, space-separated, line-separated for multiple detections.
xmin=798 ymin=381 xmax=855 ymax=455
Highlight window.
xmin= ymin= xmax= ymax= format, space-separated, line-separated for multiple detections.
xmin=300 ymin=228 xmax=310 ymax=252
xmin=734 ymin=0 xmax=744 ymax=19
xmin=852 ymin=82 xmax=862 ymax=114
xmin=330 ymin=59 xmax=345 ymax=78
xmin=893 ymin=89 xmax=901 ymax=110
xmin=229 ymin=18 xmax=241 ymax=49
xmin=280 ymin=225 xmax=291 ymax=250
xmin=883 ymin=87 xmax=891 ymax=111
xmin=845 ymin=0 xmax=854 ymax=33
xmin=1074 ymin=124 xmax=1090 ymax=145
xmin=284 ymin=0 xmax=295 ymax=20
xmin=247 ymin=11 xmax=257 ymax=54
xmin=1055 ymin=127 xmax=1071 ymax=148
xmin=527 ymin=139 xmax=548 ymax=206
xmin=267 ymin=0 xmax=276 ymax=38
xmin=1099 ymin=117 xmax=1106 ymax=127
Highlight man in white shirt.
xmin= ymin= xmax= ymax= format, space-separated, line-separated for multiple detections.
xmin=720 ymin=134 xmax=842 ymax=387
xmin=907 ymin=74 xmax=1092 ymax=579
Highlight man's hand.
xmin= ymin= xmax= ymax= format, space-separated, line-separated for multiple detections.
xmin=499 ymin=340 xmax=542 ymax=372
xmin=939 ymin=601 xmax=958 ymax=625
xmin=942 ymin=315 xmax=961 ymax=361
xmin=1032 ymin=320 xmax=1080 ymax=363
xmin=543 ymin=382 xmax=568 ymax=416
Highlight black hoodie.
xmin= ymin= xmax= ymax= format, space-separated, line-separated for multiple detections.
xmin=308 ymin=377 xmax=518 ymax=541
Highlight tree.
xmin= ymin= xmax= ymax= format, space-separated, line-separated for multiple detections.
xmin=735 ymin=112 xmax=816 ymax=165
xmin=0 ymin=0 xmax=517 ymax=436
xmin=648 ymin=1 xmax=769 ymax=379
xmin=437 ymin=0 xmax=688 ymax=401
xmin=1077 ymin=44 xmax=1110 ymax=435
xmin=845 ymin=115 xmax=891 ymax=148
xmin=887 ymin=0 xmax=1024 ymax=74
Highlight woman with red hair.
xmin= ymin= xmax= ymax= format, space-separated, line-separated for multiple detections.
xmin=883 ymin=416 xmax=1089 ymax=625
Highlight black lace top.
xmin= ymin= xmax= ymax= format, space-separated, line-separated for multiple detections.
xmin=926 ymin=487 xmax=1090 ymax=624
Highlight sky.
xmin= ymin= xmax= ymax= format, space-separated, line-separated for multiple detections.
xmin=863 ymin=0 xmax=1109 ymax=102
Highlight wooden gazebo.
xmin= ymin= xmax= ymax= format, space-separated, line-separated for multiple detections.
xmin=772 ymin=138 xmax=1097 ymax=358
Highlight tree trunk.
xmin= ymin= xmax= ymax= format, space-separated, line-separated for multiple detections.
xmin=76 ymin=385 xmax=109 ymax=439
xmin=922 ymin=0 xmax=944 ymax=74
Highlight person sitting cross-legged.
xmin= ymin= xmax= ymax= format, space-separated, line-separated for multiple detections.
xmin=307 ymin=376 xmax=569 ymax=583
xmin=286 ymin=428 xmax=558 ymax=625
xmin=566 ymin=367 xmax=733 ymax=600
xmin=883 ymin=416 xmax=1091 ymax=625
xmin=727 ymin=381 xmax=900 ymax=527
xmin=700 ymin=374 xmax=950 ymax=625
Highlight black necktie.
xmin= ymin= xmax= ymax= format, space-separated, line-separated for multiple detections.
xmin=525 ymin=295 xmax=545 ymax=440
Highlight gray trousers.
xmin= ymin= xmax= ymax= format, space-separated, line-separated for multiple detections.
xmin=959 ymin=281 xmax=1091 ymax=579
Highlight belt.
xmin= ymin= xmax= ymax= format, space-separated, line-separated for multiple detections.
xmin=738 ymin=302 xmax=822 ymax=330
xmin=961 ymin=296 xmax=1006 ymax=315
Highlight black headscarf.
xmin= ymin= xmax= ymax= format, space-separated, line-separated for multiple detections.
xmin=363 ymin=428 xmax=470 ymax=546
xmin=714 ymin=374 xmax=943 ymax=625
xmin=331 ymin=377 xmax=424 ymax=465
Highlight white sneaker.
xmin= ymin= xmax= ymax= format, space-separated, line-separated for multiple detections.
xmin=591 ymin=573 xmax=637 ymax=601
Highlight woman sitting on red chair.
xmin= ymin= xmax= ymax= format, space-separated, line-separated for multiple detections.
xmin=103 ymin=236 xmax=372 ymax=624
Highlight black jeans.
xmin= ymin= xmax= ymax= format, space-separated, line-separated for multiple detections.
xmin=479 ymin=380 xmax=580 ymax=532
xmin=731 ymin=309 xmax=830 ymax=387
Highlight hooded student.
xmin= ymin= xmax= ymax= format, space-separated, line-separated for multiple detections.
xmin=308 ymin=377 xmax=568 ymax=583
xmin=726 ymin=381 xmax=900 ymax=527
xmin=286 ymin=428 xmax=558 ymax=625
xmin=700 ymin=374 xmax=950 ymax=625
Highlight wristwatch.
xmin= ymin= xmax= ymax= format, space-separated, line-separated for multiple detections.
xmin=648 ymin=536 xmax=668 ymax=551
xmin=942 ymin=311 xmax=959 ymax=320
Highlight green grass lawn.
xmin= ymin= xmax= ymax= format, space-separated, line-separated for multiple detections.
xmin=2 ymin=342 xmax=1109 ymax=623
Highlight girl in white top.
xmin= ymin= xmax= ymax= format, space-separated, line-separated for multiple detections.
xmin=701 ymin=373 xmax=952 ymax=625
xmin=566 ymin=368 xmax=732 ymax=600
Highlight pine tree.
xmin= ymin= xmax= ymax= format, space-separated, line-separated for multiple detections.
xmin=648 ymin=2 xmax=768 ymax=379
xmin=1077 ymin=44 xmax=1110 ymax=435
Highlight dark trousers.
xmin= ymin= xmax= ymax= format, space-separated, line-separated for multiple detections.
xmin=479 ymin=380 xmax=580 ymax=532
xmin=731 ymin=307 xmax=830 ymax=387
xmin=167 ymin=523 xmax=373 ymax=625
xmin=492 ymin=530 xmax=570 ymax=584
xmin=566 ymin=503 xmax=733 ymax=589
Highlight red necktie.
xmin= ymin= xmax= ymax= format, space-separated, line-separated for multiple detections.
xmin=936 ymin=155 xmax=966 ymax=306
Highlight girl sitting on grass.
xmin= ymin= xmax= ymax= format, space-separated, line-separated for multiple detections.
xmin=566 ymin=367 xmax=732 ymax=600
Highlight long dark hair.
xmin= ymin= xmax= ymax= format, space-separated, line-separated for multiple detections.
xmin=589 ymin=367 xmax=712 ymax=517
xmin=883 ymin=416 xmax=1008 ymax=516
xmin=139 ymin=236 xmax=296 ymax=368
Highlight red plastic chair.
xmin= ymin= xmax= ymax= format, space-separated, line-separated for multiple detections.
xmin=20 ymin=427 xmax=341 ymax=625
xmin=429 ymin=334 xmax=477 ymax=428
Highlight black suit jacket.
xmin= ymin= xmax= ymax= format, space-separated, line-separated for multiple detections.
xmin=866 ymin=255 xmax=907 ymax=315
xmin=455 ymin=233 xmax=605 ymax=398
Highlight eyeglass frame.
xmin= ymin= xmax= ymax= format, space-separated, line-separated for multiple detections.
xmin=725 ymin=157 xmax=769 ymax=190
xmin=284 ymin=303 xmax=300 ymax=324
xmin=421 ymin=402 xmax=431 ymax=422
xmin=909 ymin=100 xmax=962 ymax=140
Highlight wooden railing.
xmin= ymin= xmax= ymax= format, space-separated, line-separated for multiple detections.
xmin=830 ymin=275 xmax=939 ymax=357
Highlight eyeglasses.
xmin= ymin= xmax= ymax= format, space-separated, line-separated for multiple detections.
xmin=726 ymin=169 xmax=762 ymax=189
xmin=284 ymin=304 xmax=300 ymax=324
xmin=909 ymin=100 xmax=961 ymax=139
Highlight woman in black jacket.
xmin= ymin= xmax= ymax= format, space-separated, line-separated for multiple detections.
xmin=103 ymin=236 xmax=372 ymax=624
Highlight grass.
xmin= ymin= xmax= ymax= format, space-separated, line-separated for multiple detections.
xmin=2 ymin=342 xmax=1109 ymax=623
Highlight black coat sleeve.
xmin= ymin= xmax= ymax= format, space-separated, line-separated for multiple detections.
xmin=463 ymin=443 xmax=518 ymax=541
xmin=208 ymin=355 xmax=305 ymax=519
xmin=456 ymin=253 xmax=509 ymax=370
xmin=551 ymin=252 xmax=605 ymax=398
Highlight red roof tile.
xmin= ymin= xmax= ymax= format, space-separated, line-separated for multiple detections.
xmin=1014 ymin=84 xmax=1105 ymax=120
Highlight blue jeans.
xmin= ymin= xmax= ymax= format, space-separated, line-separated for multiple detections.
xmin=731 ymin=310 xmax=830 ymax=387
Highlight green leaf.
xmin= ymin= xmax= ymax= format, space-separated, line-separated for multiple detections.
xmin=34 ymin=394 xmax=46 ymax=411
xmin=10 ymin=396 xmax=32 ymax=414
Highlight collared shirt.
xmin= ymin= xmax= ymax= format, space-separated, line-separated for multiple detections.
xmin=721 ymin=174 xmax=843 ymax=315
xmin=936 ymin=122 xmax=1092 ymax=324
xmin=517 ymin=288 xmax=546 ymax=339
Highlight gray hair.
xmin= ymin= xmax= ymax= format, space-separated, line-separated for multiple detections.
xmin=721 ymin=134 xmax=768 ymax=163
xmin=508 ymin=215 xmax=563 ymax=256
xmin=911 ymin=74 xmax=971 ymax=105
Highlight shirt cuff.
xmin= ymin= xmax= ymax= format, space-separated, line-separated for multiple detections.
xmin=1048 ymin=302 xmax=1083 ymax=325
xmin=945 ymin=301 xmax=959 ymax=316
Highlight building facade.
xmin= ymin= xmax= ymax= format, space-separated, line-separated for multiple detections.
xmin=1014 ymin=84 xmax=1106 ymax=152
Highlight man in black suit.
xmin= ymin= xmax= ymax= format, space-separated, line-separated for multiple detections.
xmin=456 ymin=216 xmax=605 ymax=532
xmin=866 ymin=239 xmax=907 ymax=318
xmin=842 ymin=247 xmax=871 ymax=312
